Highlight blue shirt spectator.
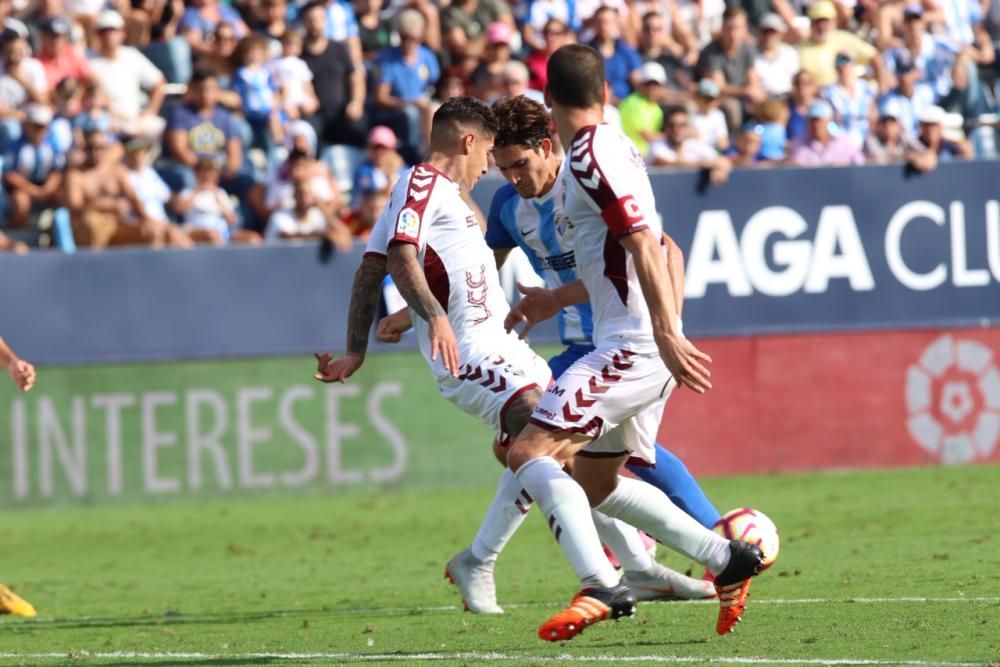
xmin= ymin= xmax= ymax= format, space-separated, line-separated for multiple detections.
xmin=885 ymin=6 xmax=960 ymax=102
xmin=324 ymin=0 xmax=360 ymax=41
xmin=233 ymin=66 xmax=279 ymax=120
xmin=590 ymin=7 xmax=641 ymax=101
xmin=524 ymin=0 xmax=580 ymax=34
xmin=375 ymin=45 xmax=440 ymax=102
xmin=179 ymin=3 xmax=247 ymax=40
xmin=879 ymin=81 xmax=936 ymax=138
xmin=166 ymin=101 xmax=240 ymax=161
xmin=4 ymin=131 xmax=64 ymax=185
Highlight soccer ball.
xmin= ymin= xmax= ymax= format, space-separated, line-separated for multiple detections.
xmin=714 ymin=507 xmax=780 ymax=570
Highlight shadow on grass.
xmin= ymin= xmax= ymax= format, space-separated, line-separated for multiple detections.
xmin=0 ymin=608 xmax=327 ymax=632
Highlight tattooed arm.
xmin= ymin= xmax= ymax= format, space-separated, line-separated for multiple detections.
xmin=314 ymin=253 xmax=387 ymax=383
xmin=386 ymin=242 xmax=461 ymax=376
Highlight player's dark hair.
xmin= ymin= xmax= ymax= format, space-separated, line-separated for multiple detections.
xmin=546 ymin=44 xmax=605 ymax=109
xmin=431 ymin=96 xmax=499 ymax=142
xmin=491 ymin=96 xmax=552 ymax=149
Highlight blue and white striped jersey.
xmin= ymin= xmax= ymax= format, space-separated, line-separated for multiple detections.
xmin=484 ymin=178 xmax=594 ymax=346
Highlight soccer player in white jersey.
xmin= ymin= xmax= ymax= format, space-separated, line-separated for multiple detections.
xmin=315 ymin=98 xmax=710 ymax=614
xmin=503 ymin=44 xmax=765 ymax=642
xmin=0 ymin=336 xmax=38 ymax=618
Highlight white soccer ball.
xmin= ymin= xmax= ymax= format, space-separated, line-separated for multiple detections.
xmin=714 ymin=507 xmax=780 ymax=570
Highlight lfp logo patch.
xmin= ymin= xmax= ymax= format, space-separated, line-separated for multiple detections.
xmin=397 ymin=208 xmax=420 ymax=238
xmin=906 ymin=335 xmax=1000 ymax=464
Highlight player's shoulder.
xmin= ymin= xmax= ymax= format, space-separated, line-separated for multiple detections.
xmin=489 ymin=182 xmax=521 ymax=219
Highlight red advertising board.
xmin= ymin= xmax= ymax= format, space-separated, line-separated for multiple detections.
xmin=661 ymin=328 xmax=1000 ymax=475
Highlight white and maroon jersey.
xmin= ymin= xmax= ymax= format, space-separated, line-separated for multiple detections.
xmin=365 ymin=163 xmax=513 ymax=376
xmin=559 ymin=123 xmax=665 ymax=353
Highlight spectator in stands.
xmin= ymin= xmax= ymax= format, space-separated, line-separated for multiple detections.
xmin=179 ymin=0 xmax=248 ymax=59
xmin=90 ymin=10 xmax=166 ymax=132
xmin=65 ymin=127 xmax=186 ymax=248
xmin=823 ymin=52 xmax=877 ymax=149
xmin=356 ymin=0 xmax=394 ymax=60
xmin=619 ymin=61 xmax=667 ymax=158
xmin=373 ymin=8 xmax=439 ymax=162
xmin=590 ymin=5 xmax=642 ymax=103
xmin=499 ymin=60 xmax=545 ymax=104
xmin=637 ymin=10 xmax=694 ymax=104
xmin=352 ymin=124 xmax=404 ymax=204
xmin=864 ymin=98 xmax=909 ymax=163
xmin=174 ymin=157 xmax=261 ymax=245
xmin=343 ymin=168 xmax=388 ymax=240
xmin=253 ymin=0 xmax=290 ymax=45
xmin=691 ymin=78 xmax=729 ymax=152
xmin=162 ymin=67 xmax=245 ymax=193
xmin=648 ymin=106 xmax=732 ymax=184
xmin=789 ymin=99 xmax=864 ymax=165
xmin=1 ymin=21 xmax=49 ymax=107
xmin=256 ymin=120 xmax=344 ymax=223
xmin=122 ymin=134 xmax=175 ymax=229
xmin=440 ymin=0 xmax=511 ymax=64
xmin=433 ymin=67 xmax=468 ymax=108
xmin=754 ymin=13 xmax=798 ymax=98
xmin=272 ymin=29 xmax=320 ymax=123
xmin=798 ymin=0 xmax=881 ymax=88
xmin=37 ymin=16 xmax=92 ymax=91
xmin=787 ymin=69 xmax=818 ymax=142
xmin=526 ymin=19 xmax=573 ymax=92
xmin=470 ymin=21 xmax=514 ymax=101
xmin=2 ymin=104 xmax=64 ymax=228
xmin=725 ymin=122 xmax=785 ymax=165
xmin=754 ymin=97 xmax=789 ymax=161
xmin=233 ymin=34 xmax=284 ymax=151
xmin=267 ymin=173 xmax=354 ymax=248
xmin=523 ymin=0 xmax=580 ymax=52
xmin=48 ymin=76 xmax=80 ymax=155
xmin=878 ymin=57 xmax=935 ymax=137
xmin=905 ymin=105 xmax=973 ymax=171
xmin=197 ymin=22 xmax=240 ymax=92
xmin=697 ymin=7 xmax=763 ymax=131
xmin=301 ymin=0 xmax=366 ymax=147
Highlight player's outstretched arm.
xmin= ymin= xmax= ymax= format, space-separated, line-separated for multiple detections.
xmin=663 ymin=232 xmax=685 ymax=316
xmin=0 ymin=336 xmax=36 ymax=393
xmin=504 ymin=280 xmax=590 ymax=339
xmin=620 ymin=230 xmax=712 ymax=393
xmin=386 ymin=242 xmax=461 ymax=377
xmin=314 ymin=253 xmax=387 ymax=383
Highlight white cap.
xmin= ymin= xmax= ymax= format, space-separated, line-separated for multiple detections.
xmin=759 ymin=12 xmax=786 ymax=31
xmin=24 ymin=103 xmax=53 ymax=126
xmin=918 ymin=105 xmax=946 ymax=125
xmin=96 ymin=9 xmax=125 ymax=31
xmin=638 ymin=61 xmax=667 ymax=85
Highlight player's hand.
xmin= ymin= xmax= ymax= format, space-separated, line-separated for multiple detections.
xmin=428 ymin=315 xmax=460 ymax=377
xmin=313 ymin=352 xmax=363 ymax=383
xmin=504 ymin=282 xmax=559 ymax=339
xmin=8 ymin=359 xmax=35 ymax=392
xmin=657 ymin=333 xmax=713 ymax=394
xmin=376 ymin=309 xmax=412 ymax=343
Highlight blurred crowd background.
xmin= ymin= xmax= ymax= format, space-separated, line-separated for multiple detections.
xmin=0 ymin=0 xmax=997 ymax=252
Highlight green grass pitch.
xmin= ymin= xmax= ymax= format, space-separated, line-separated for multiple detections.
xmin=2 ymin=464 xmax=999 ymax=666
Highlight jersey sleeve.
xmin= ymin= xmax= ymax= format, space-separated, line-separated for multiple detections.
xmin=364 ymin=206 xmax=394 ymax=257
xmin=388 ymin=165 xmax=438 ymax=249
xmin=484 ymin=183 xmax=519 ymax=249
xmin=567 ymin=126 xmax=649 ymax=239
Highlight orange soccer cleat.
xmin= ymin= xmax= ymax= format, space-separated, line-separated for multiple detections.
xmin=713 ymin=540 xmax=764 ymax=635
xmin=538 ymin=584 xmax=636 ymax=642
xmin=0 ymin=584 xmax=36 ymax=618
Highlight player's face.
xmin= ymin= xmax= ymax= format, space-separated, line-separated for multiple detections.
xmin=465 ymin=133 xmax=494 ymax=189
xmin=494 ymin=143 xmax=551 ymax=199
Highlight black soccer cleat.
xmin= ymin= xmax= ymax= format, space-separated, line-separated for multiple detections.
xmin=715 ymin=539 xmax=765 ymax=586
xmin=538 ymin=583 xmax=637 ymax=641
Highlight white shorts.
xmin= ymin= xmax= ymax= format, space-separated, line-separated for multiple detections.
xmin=530 ymin=341 xmax=675 ymax=465
xmin=438 ymin=338 xmax=552 ymax=443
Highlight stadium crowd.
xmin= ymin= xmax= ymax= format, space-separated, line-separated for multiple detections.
xmin=0 ymin=0 xmax=996 ymax=251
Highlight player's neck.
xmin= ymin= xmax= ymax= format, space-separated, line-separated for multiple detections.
xmin=425 ymin=154 xmax=468 ymax=191
xmin=552 ymin=105 xmax=605 ymax=148
xmin=536 ymin=158 xmax=562 ymax=198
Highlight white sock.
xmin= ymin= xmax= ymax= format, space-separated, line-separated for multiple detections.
xmin=515 ymin=457 xmax=619 ymax=587
xmin=470 ymin=468 xmax=532 ymax=564
xmin=591 ymin=511 xmax=653 ymax=573
xmin=596 ymin=475 xmax=731 ymax=575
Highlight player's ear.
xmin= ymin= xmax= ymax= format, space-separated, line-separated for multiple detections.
xmin=601 ymin=81 xmax=610 ymax=107
xmin=540 ymin=137 xmax=552 ymax=158
xmin=463 ymin=133 xmax=475 ymax=154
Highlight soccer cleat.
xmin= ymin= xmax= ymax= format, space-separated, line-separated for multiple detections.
xmin=444 ymin=548 xmax=503 ymax=614
xmin=538 ymin=583 xmax=637 ymax=642
xmin=0 ymin=584 xmax=36 ymax=618
xmin=622 ymin=562 xmax=717 ymax=601
xmin=714 ymin=540 xmax=765 ymax=635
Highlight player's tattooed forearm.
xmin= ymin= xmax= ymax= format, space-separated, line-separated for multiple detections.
xmin=347 ymin=254 xmax=387 ymax=356
xmin=387 ymin=245 xmax=446 ymax=322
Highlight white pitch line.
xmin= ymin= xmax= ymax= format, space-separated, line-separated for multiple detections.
xmin=0 ymin=651 xmax=990 ymax=666
xmin=0 ymin=596 xmax=997 ymax=626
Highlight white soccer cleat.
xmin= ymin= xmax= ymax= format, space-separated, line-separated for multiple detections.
xmin=444 ymin=548 xmax=504 ymax=614
xmin=622 ymin=561 xmax=717 ymax=601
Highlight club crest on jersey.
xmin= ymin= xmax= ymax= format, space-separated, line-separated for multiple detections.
xmin=397 ymin=208 xmax=420 ymax=238
xmin=554 ymin=211 xmax=573 ymax=237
